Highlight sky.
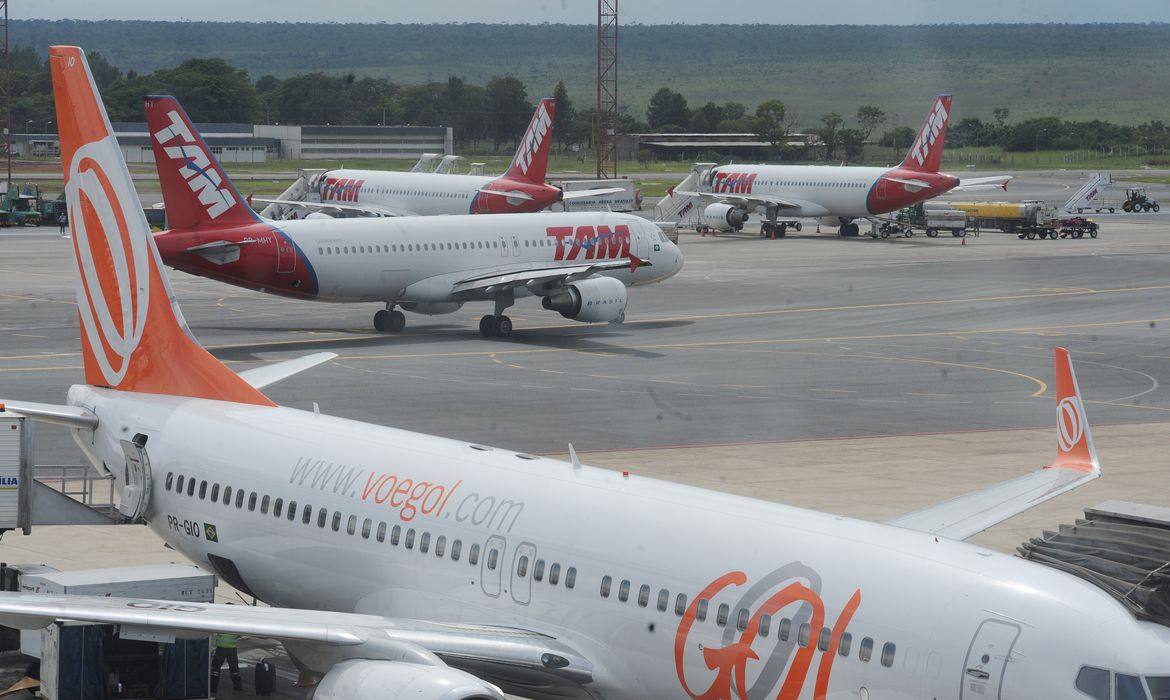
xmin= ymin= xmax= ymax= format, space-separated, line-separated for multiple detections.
xmin=12 ymin=0 xmax=1170 ymax=24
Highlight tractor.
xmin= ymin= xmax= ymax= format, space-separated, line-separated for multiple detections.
xmin=1122 ymin=187 xmax=1160 ymax=213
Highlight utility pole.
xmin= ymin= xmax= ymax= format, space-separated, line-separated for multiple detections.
xmin=2 ymin=0 xmax=10 ymax=190
xmin=595 ymin=0 xmax=618 ymax=178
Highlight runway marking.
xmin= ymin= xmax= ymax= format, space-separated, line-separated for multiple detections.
xmin=11 ymin=333 xmax=49 ymax=339
xmin=721 ymin=383 xmax=767 ymax=389
xmin=907 ymin=392 xmax=954 ymax=397
xmin=0 ymin=292 xmax=74 ymax=306
xmin=0 ymin=365 xmax=83 ymax=373
xmin=810 ymin=389 xmax=856 ymax=394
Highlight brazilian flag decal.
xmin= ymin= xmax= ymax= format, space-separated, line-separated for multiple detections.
xmin=204 ymin=523 xmax=219 ymax=543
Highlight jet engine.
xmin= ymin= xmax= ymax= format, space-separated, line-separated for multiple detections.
xmin=541 ymin=276 xmax=628 ymax=323
xmin=399 ymin=301 xmax=464 ymax=316
xmin=703 ymin=203 xmax=750 ymax=231
xmin=314 ymin=659 xmax=504 ymax=700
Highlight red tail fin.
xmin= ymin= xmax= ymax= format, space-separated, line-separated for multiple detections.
xmin=1047 ymin=347 xmax=1099 ymax=474
xmin=143 ymin=95 xmax=258 ymax=230
xmin=51 ymin=47 xmax=273 ymax=406
xmin=502 ymin=98 xmax=555 ymax=185
xmin=898 ymin=94 xmax=952 ymax=173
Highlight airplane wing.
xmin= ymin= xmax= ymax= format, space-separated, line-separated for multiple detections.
xmin=0 ymin=593 xmax=592 ymax=686
xmin=559 ymin=187 xmax=626 ymax=201
xmin=251 ymin=197 xmax=412 ymax=218
xmin=237 ymin=352 xmax=338 ymax=390
xmin=951 ymin=175 xmax=1013 ymax=193
xmin=450 ymin=256 xmax=648 ymax=297
xmin=673 ymin=189 xmax=831 ymax=217
xmin=886 ymin=347 xmax=1099 ymax=541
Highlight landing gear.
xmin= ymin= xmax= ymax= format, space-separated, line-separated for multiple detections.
xmin=373 ymin=306 xmax=406 ymax=332
xmin=479 ymin=314 xmax=513 ymax=338
xmin=838 ymin=222 xmax=860 ymax=237
xmin=760 ymin=221 xmax=789 ymax=239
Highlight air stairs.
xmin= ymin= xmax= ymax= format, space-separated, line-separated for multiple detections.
xmin=1062 ymin=172 xmax=1115 ymax=214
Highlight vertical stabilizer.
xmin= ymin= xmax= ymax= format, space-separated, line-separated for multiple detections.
xmin=142 ymin=95 xmax=259 ymax=230
xmin=50 ymin=46 xmax=273 ymax=406
xmin=502 ymin=98 xmax=556 ymax=185
xmin=1047 ymin=347 xmax=1099 ymax=474
xmin=898 ymin=94 xmax=953 ymax=173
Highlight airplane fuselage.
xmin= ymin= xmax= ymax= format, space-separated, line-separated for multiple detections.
xmin=320 ymin=169 xmax=562 ymax=215
xmin=69 ymin=385 xmax=1170 ymax=700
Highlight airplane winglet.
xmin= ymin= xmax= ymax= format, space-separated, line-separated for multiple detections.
xmin=568 ymin=443 xmax=582 ymax=472
xmin=1045 ymin=347 xmax=1099 ymax=474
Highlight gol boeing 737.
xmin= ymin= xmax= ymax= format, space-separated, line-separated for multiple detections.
xmin=2 ymin=47 xmax=1168 ymax=700
xmin=144 ymin=95 xmax=681 ymax=337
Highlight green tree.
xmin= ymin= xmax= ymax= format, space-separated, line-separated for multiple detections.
xmin=151 ymin=58 xmax=259 ymax=122
xmin=754 ymin=99 xmax=787 ymax=149
xmin=484 ymin=76 xmax=533 ymax=150
xmin=817 ymin=112 xmax=844 ymax=160
xmin=646 ymin=87 xmax=689 ymax=130
xmin=551 ymin=80 xmax=575 ymax=151
xmin=856 ymin=105 xmax=886 ymax=141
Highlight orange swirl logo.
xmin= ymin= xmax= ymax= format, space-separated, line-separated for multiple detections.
xmin=67 ymin=137 xmax=152 ymax=386
xmin=675 ymin=566 xmax=861 ymax=700
xmin=1056 ymin=396 xmax=1084 ymax=453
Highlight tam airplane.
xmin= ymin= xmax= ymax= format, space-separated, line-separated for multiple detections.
xmin=144 ymin=95 xmax=681 ymax=337
xmin=259 ymin=98 xmax=623 ymax=218
xmin=665 ymin=94 xmax=1012 ymax=238
xmin=4 ymin=47 xmax=1170 ymax=700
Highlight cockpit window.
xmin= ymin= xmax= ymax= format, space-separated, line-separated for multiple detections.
xmin=1146 ymin=676 xmax=1170 ymax=700
xmin=1116 ymin=673 xmax=1146 ymax=700
xmin=1075 ymin=666 xmax=1109 ymax=700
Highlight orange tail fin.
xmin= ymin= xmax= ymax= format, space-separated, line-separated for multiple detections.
xmin=1047 ymin=347 xmax=1099 ymax=474
xmin=50 ymin=46 xmax=273 ymax=406
xmin=502 ymin=98 xmax=555 ymax=185
xmin=898 ymin=94 xmax=952 ymax=174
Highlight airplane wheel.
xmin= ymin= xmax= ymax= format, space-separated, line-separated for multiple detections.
xmin=373 ymin=309 xmax=389 ymax=332
xmin=494 ymin=315 xmax=513 ymax=338
xmin=777 ymin=223 xmax=787 ymax=238
xmin=479 ymin=315 xmax=496 ymax=337
xmin=847 ymin=223 xmax=860 ymax=237
xmin=388 ymin=310 xmax=406 ymax=331
xmin=794 ymin=222 xmax=803 ymax=232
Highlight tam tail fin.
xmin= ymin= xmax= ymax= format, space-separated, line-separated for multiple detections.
xmin=142 ymin=95 xmax=259 ymax=230
xmin=502 ymin=98 xmax=555 ymax=185
xmin=1047 ymin=346 xmax=1099 ymax=474
xmin=897 ymin=94 xmax=952 ymax=173
xmin=51 ymin=46 xmax=273 ymax=406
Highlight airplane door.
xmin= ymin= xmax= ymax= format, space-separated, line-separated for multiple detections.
xmin=498 ymin=235 xmax=508 ymax=258
xmin=510 ymin=542 xmax=537 ymax=605
xmin=510 ymin=235 xmax=521 ymax=257
xmin=632 ymin=227 xmax=649 ymax=261
xmin=480 ymin=535 xmax=506 ymax=598
xmin=960 ymin=619 xmax=1020 ymax=700
xmin=873 ymin=177 xmax=890 ymax=206
xmin=274 ymin=232 xmax=297 ymax=274
xmin=118 ymin=437 xmax=152 ymax=523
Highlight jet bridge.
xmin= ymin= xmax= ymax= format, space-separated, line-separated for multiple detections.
xmin=1018 ymin=500 xmax=1170 ymax=626
xmin=0 ymin=410 xmax=122 ymax=537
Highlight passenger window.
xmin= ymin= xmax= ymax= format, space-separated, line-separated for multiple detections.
xmin=451 ymin=539 xmax=461 ymax=561
xmin=376 ymin=522 xmax=386 ymax=542
xmin=248 ymin=492 xmax=257 ymax=511
xmin=798 ymin=623 xmax=811 ymax=648
xmin=317 ymin=508 xmax=327 ymax=528
xmin=675 ymin=593 xmax=688 ymax=617
xmin=778 ymin=618 xmax=791 ymax=642
xmin=638 ymin=585 xmax=650 ymax=608
xmin=759 ymin=614 xmax=771 ymax=637
xmin=419 ymin=532 xmax=430 ymax=553
xmin=566 ymin=567 xmax=576 ymax=589
xmin=273 ymin=497 xmax=282 ymax=518
xmin=347 ymin=515 xmax=357 ymax=535
xmin=302 ymin=504 xmax=312 ymax=524
xmin=487 ymin=547 xmax=498 ymax=570
xmin=517 ymin=555 xmax=529 ymax=577
xmin=1117 ymin=674 xmax=1146 ymax=700
xmin=210 ymin=483 xmax=219 ymax=502
xmin=549 ymin=563 xmax=561 ymax=585
xmin=223 ymin=486 xmax=232 ymax=505
xmin=600 ymin=575 xmax=612 ymax=598
xmin=361 ymin=518 xmax=371 ymax=539
xmin=260 ymin=495 xmax=270 ymax=514
xmin=391 ymin=525 xmax=401 ymax=545
xmin=405 ymin=529 xmax=415 ymax=549
xmin=736 ymin=608 xmax=749 ymax=631
xmin=236 ymin=490 xmax=245 ymax=509
xmin=838 ymin=632 xmax=852 ymax=657
xmin=618 ymin=579 xmax=630 ymax=602
xmin=198 ymin=481 xmax=207 ymax=499
xmin=716 ymin=603 xmax=729 ymax=626
xmin=658 ymin=589 xmax=670 ymax=613
xmin=696 ymin=598 xmax=708 ymax=621
xmin=534 ymin=559 xmax=545 ymax=581
xmin=331 ymin=511 xmax=341 ymax=532
xmin=187 ymin=479 xmax=196 ymax=497
xmin=881 ymin=642 xmax=896 ymax=668
xmin=175 ymin=475 xmax=184 ymax=493
xmin=165 ymin=473 xmax=174 ymax=490
xmin=818 ymin=627 xmax=832 ymax=652
xmin=469 ymin=543 xmax=480 ymax=566
xmin=435 ymin=535 xmax=446 ymax=557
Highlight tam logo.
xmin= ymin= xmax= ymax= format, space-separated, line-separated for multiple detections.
xmin=546 ymin=224 xmax=630 ymax=261
xmin=674 ymin=564 xmax=861 ymax=700
xmin=151 ymin=109 xmax=236 ymax=219
xmin=512 ymin=103 xmax=552 ymax=176
xmin=907 ymin=99 xmax=949 ymax=169
xmin=322 ymin=178 xmax=365 ymax=203
xmin=712 ymin=172 xmax=757 ymax=195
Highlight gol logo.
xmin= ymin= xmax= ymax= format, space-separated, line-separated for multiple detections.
xmin=1056 ymin=396 xmax=1084 ymax=453
xmin=67 ymin=137 xmax=152 ymax=387
xmin=675 ymin=564 xmax=861 ymax=700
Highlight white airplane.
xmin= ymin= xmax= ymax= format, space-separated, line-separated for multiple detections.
xmin=143 ymin=94 xmax=682 ymax=337
xmin=662 ymin=94 xmax=1012 ymax=238
xmin=4 ymin=46 xmax=1169 ymax=700
xmin=257 ymin=97 xmax=623 ymax=219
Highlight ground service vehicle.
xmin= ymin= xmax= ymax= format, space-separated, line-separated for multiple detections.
xmin=0 ymin=184 xmax=45 ymax=227
xmin=1122 ymin=187 xmax=1160 ymax=213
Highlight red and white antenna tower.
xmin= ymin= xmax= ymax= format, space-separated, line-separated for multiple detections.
xmin=596 ymin=0 xmax=618 ymax=178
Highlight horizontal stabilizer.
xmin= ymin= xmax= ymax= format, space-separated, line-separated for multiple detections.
xmin=560 ymin=187 xmax=626 ymax=201
xmin=477 ymin=188 xmax=535 ymax=202
xmin=238 ymin=352 xmax=338 ymax=390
